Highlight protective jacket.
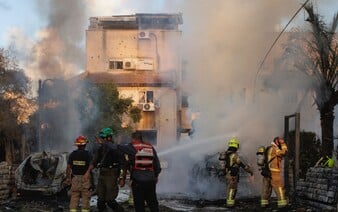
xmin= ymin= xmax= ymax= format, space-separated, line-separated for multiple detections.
xmin=119 ymin=140 xmax=161 ymax=183
xmin=68 ymin=149 xmax=92 ymax=175
xmin=68 ymin=149 xmax=92 ymax=212
xmin=132 ymin=140 xmax=155 ymax=171
xmin=261 ymin=141 xmax=288 ymax=208
xmin=219 ymin=147 xmax=252 ymax=208
xmin=91 ymin=143 xmax=126 ymax=169
xmin=267 ymin=142 xmax=288 ymax=172
xmin=220 ymin=148 xmax=252 ymax=177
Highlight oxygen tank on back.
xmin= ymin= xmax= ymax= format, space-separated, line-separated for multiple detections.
xmin=219 ymin=151 xmax=226 ymax=170
xmin=256 ymin=146 xmax=265 ymax=167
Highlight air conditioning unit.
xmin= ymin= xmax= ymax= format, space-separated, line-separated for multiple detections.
xmin=142 ymin=103 xmax=155 ymax=112
xmin=138 ymin=31 xmax=150 ymax=39
xmin=123 ymin=59 xmax=136 ymax=69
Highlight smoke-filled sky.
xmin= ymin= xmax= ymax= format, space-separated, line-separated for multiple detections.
xmin=0 ymin=0 xmax=337 ymax=198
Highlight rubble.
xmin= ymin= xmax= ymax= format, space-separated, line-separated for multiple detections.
xmin=0 ymin=162 xmax=11 ymax=203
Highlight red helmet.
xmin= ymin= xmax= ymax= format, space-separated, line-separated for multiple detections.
xmin=75 ymin=135 xmax=88 ymax=146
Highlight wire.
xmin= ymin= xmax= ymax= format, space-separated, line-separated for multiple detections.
xmin=253 ymin=0 xmax=311 ymax=93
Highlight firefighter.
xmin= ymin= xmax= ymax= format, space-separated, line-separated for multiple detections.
xmin=118 ymin=131 xmax=162 ymax=212
xmin=219 ymin=137 xmax=253 ymax=208
xmin=66 ymin=135 xmax=92 ymax=212
xmin=260 ymin=136 xmax=288 ymax=208
xmin=84 ymin=127 xmax=126 ymax=212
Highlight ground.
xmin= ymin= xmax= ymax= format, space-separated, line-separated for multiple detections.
xmin=0 ymin=192 xmax=311 ymax=212
xmin=0 ymin=182 xmax=311 ymax=212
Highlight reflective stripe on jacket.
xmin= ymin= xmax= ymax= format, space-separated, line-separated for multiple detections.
xmin=132 ymin=140 xmax=154 ymax=171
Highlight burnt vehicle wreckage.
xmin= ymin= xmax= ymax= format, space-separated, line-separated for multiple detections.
xmin=189 ymin=152 xmax=257 ymax=197
xmin=15 ymin=151 xmax=69 ymax=196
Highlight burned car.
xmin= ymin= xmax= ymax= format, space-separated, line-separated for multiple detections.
xmin=189 ymin=152 xmax=256 ymax=198
xmin=15 ymin=151 xmax=69 ymax=196
xmin=191 ymin=153 xmax=225 ymax=181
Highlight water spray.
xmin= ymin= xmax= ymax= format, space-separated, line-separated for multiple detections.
xmin=158 ymin=132 xmax=238 ymax=157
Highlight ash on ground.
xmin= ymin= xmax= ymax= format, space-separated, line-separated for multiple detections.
xmin=0 ymin=188 xmax=311 ymax=212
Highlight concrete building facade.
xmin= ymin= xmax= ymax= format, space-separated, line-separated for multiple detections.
xmin=85 ymin=13 xmax=184 ymax=149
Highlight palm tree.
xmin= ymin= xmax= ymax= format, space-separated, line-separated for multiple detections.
xmin=302 ymin=4 xmax=338 ymax=157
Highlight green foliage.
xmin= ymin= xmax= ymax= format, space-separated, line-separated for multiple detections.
xmin=129 ymin=106 xmax=142 ymax=123
xmin=288 ymin=130 xmax=321 ymax=179
xmin=81 ymin=82 xmax=141 ymax=138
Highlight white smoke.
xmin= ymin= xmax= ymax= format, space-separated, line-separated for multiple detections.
xmin=2 ymin=0 xmax=337 ymax=199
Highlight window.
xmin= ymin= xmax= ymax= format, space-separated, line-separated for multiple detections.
xmin=181 ymin=95 xmax=189 ymax=107
xmin=139 ymin=91 xmax=146 ymax=103
xmin=146 ymin=91 xmax=154 ymax=103
xmin=139 ymin=91 xmax=154 ymax=103
xmin=109 ymin=60 xmax=123 ymax=69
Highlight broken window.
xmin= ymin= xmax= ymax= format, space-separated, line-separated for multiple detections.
xmin=109 ymin=60 xmax=123 ymax=70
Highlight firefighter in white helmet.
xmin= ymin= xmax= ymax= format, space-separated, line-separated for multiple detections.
xmin=219 ymin=137 xmax=253 ymax=208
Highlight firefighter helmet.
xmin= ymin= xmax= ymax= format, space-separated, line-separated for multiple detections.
xmin=99 ymin=127 xmax=114 ymax=138
xmin=256 ymin=146 xmax=265 ymax=155
xmin=75 ymin=135 xmax=88 ymax=146
xmin=228 ymin=137 xmax=239 ymax=149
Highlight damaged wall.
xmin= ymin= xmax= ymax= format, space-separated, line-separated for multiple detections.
xmin=0 ymin=162 xmax=13 ymax=202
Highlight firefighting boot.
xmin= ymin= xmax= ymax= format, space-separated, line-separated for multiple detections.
xmin=226 ymin=188 xmax=236 ymax=208
xmin=261 ymin=199 xmax=269 ymax=208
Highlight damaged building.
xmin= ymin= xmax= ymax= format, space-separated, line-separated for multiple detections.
xmin=83 ymin=13 xmax=189 ymax=149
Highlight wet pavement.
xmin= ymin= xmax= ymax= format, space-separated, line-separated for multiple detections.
xmin=0 ymin=191 xmax=311 ymax=212
xmin=0 ymin=182 xmax=312 ymax=212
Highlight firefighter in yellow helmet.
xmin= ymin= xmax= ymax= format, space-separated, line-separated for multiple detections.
xmin=219 ymin=137 xmax=253 ymax=208
xmin=66 ymin=136 xmax=92 ymax=212
xmin=260 ymin=136 xmax=288 ymax=208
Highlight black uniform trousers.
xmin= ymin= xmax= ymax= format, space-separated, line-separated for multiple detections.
xmin=131 ymin=180 xmax=159 ymax=212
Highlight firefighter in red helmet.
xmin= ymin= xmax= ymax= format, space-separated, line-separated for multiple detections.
xmin=66 ymin=135 xmax=92 ymax=212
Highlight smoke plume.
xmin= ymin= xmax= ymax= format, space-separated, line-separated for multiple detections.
xmin=4 ymin=0 xmax=337 ymax=199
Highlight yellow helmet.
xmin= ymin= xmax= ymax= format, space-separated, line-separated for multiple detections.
xmin=256 ymin=146 xmax=265 ymax=155
xmin=228 ymin=137 xmax=239 ymax=149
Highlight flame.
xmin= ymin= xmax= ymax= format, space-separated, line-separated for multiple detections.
xmin=3 ymin=91 xmax=38 ymax=124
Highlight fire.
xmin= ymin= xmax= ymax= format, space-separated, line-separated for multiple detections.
xmin=3 ymin=91 xmax=37 ymax=124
